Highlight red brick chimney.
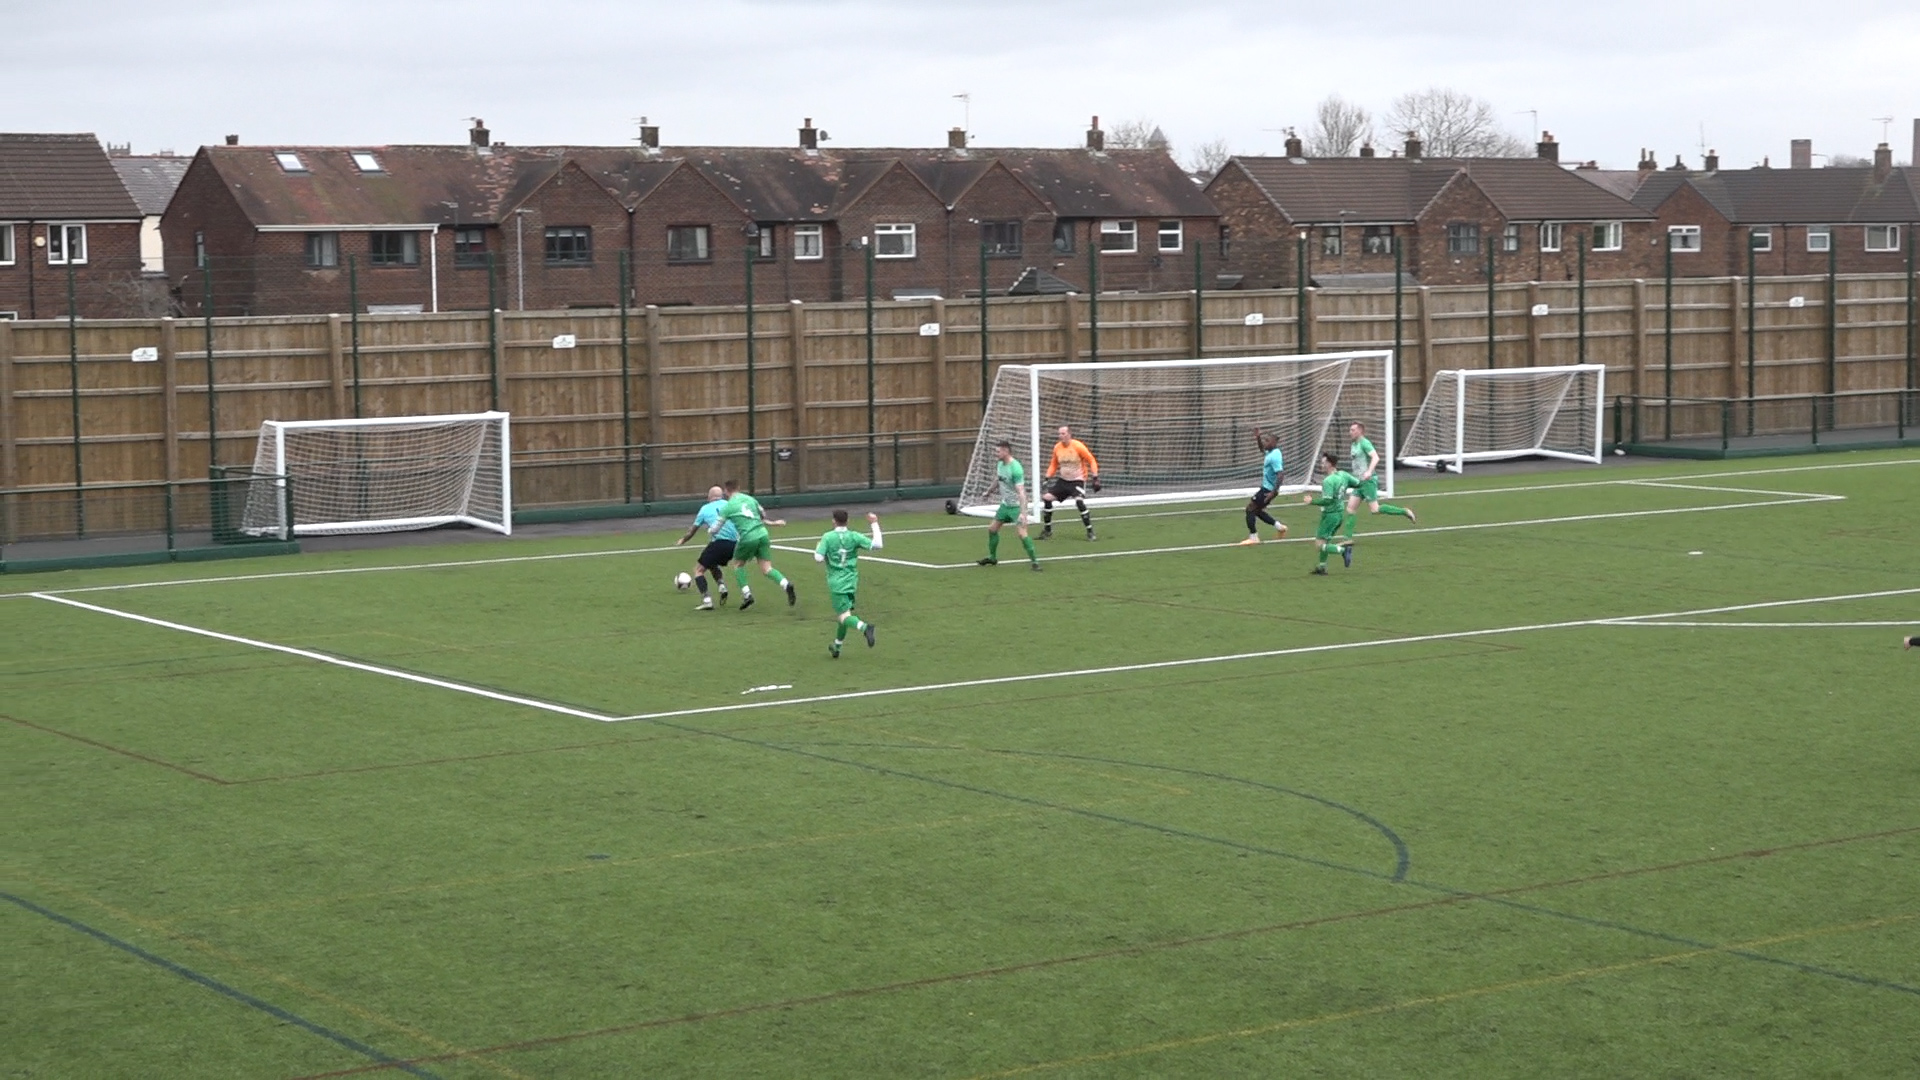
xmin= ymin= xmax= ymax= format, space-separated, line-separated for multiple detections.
xmin=1405 ymin=133 xmax=1423 ymax=160
xmin=469 ymin=119 xmax=490 ymax=147
xmin=1536 ymin=131 xmax=1558 ymax=162
xmin=799 ymin=119 xmax=819 ymax=151
xmin=1873 ymin=142 xmax=1892 ymax=182
xmin=224 ymin=134 xmax=239 ymax=146
xmin=1087 ymin=116 xmax=1104 ymax=151
xmin=948 ymin=127 xmax=967 ymax=150
xmin=1790 ymin=139 xmax=1812 ymax=169
xmin=1359 ymin=142 xmax=1375 ymax=158
xmin=638 ymin=121 xmax=659 ymax=149
xmin=1284 ymin=132 xmax=1304 ymax=158
xmin=1704 ymin=149 xmax=1719 ymax=172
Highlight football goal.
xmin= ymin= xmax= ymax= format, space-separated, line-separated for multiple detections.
xmin=1399 ymin=365 xmax=1605 ymax=472
xmin=242 ymin=411 xmax=512 ymax=536
xmin=956 ymin=352 xmax=1394 ymax=519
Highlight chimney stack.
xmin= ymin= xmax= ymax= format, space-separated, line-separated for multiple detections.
xmin=948 ymin=127 xmax=967 ymax=150
xmin=1536 ymin=131 xmax=1558 ymax=162
xmin=1086 ymin=116 xmax=1104 ymax=151
xmin=1704 ymin=149 xmax=1719 ymax=172
xmin=1790 ymin=139 xmax=1812 ymax=169
xmin=1405 ymin=133 xmax=1423 ymax=160
xmin=1873 ymin=142 xmax=1893 ymax=182
xmin=1284 ymin=132 xmax=1304 ymax=159
xmin=799 ymin=118 xmax=818 ymax=151
xmin=1637 ymin=149 xmax=1656 ymax=174
xmin=224 ymin=134 xmax=239 ymax=146
xmin=639 ymin=122 xmax=659 ymax=149
xmin=469 ymin=118 xmax=490 ymax=147
xmin=1359 ymin=142 xmax=1375 ymax=158
xmin=1668 ymin=154 xmax=1687 ymax=171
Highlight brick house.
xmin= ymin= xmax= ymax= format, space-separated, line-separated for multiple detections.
xmin=108 ymin=148 xmax=189 ymax=279
xmin=1628 ymin=145 xmax=1918 ymax=277
xmin=1205 ymin=134 xmax=1655 ymax=288
xmin=0 ymin=133 xmax=146 ymax=319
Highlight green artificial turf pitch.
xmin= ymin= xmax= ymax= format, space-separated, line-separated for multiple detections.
xmin=4 ymin=451 xmax=1918 ymax=1078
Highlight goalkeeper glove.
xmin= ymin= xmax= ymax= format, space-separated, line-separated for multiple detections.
xmin=1091 ymin=477 xmax=1101 ymax=492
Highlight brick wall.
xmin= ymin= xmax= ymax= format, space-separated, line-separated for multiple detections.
xmin=0 ymin=220 xmax=146 ymax=319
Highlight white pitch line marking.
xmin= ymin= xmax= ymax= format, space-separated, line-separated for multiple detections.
xmin=767 ymin=544 xmax=943 ymax=569
xmin=1607 ymin=620 xmax=1916 ymax=629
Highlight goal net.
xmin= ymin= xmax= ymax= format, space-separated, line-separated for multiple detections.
xmin=242 ymin=411 xmax=512 ymax=536
xmin=957 ymin=352 xmax=1393 ymax=519
xmin=1399 ymin=365 xmax=1605 ymax=472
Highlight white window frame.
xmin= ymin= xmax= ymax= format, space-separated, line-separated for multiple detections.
xmin=1538 ymin=222 xmax=1562 ymax=252
xmin=306 ymin=232 xmax=339 ymax=269
xmin=1866 ymin=225 xmax=1900 ymax=252
xmin=350 ymin=151 xmax=382 ymax=173
xmin=754 ymin=226 xmax=774 ymax=259
xmin=1592 ymin=221 xmax=1623 ymax=252
xmin=793 ymin=224 xmax=823 ymax=260
xmin=1099 ymin=219 xmax=1138 ymax=254
xmin=1668 ymin=225 xmax=1702 ymax=252
xmin=874 ymin=223 xmax=916 ymax=259
xmin=1806 ymin=226 xmax=1830 ymax=252
xmin=0 ymin=222 xmax=13 ymax=265
xmin=274 ymin=151 xmax=306 ymax=172
xmin=46 ymin=223 xmax=88 ymax=265
xmin=1157 ymin=220 xmax=1183 ymax=253
xmin=1749 ymin=227 xmax=1772 ymax=252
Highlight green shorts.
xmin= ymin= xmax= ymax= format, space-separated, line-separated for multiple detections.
xmin=1315 ymin=511 xmax=1346 ymax=542
xmin=1353 ymin=478 xmax=1379 ymax=503
xmin=732 ymin=534 xmax=772 ymax=563
xmin=994 ymin=503 xmax=1021 ymax=524
xmin=830 ymin=590 xmax=857 ymax=615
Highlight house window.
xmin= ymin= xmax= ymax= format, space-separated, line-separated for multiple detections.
xmin=0 ymin=223 xmax=14 ymax=265
xmin=454 ymin=228 xmax=488 ymax=267
xmin=1321 ymin=227 xmax=1341 ymax=256
xmin=1053 ymin=221 xmax=1077 ymax=254
xmin=194 ymin=229 xmax=206 ymax=268
xmin=545 ymin=227 xmax=592 ymax=264
xmin=350 ymin=151 xmax=381 ymax=173
xmin=1099 ymin=219 xmax=1137 ymax=253
xmin=46 ymin=224 xmax=88 ymax=265
xmin=1668 ymin=225 xmax=1702 ymax=252
xmin=1446 ymin=222 xmax=1479 ymax=256
xmin=1501 ymin=224 xmax=1521 ymax=252
xmin=793 ymin=224 xmax=823 ymax=260
xmin=368 ymin=231 xmax=419 ymax=266
xmin=1158 ymin=220 xmax=1183 ymax=252
xmin=981 ymin=221 xmax=1022 ymax=257
xmin=753 ymin=226 xmax=775 ymax=260
xmin=1806 ymin=226 xmax=1830 ymax=252
xmin=274 ymin=151 xmax=306 ymax=172
xmin=1866 ymin=225 xmax=1900 ymax=252
xmin=1592 ymin=221 xmax=1623 ymax=252
xmin=1217 ymin=225 xmax=1231 ymax=257
xmin=666 ymin=225 xmax=710 ymax=263
xmin=1539 ymin=222 xmax=1563 ymax=252
xmin=1749 ymin=227 xmax=1772 ymax=252
xmin=1362 ymin=225 xmax=1393 ymax=255
xmin=305 ymin=232 xmax=339 ymax=268
xmin=874 ymin=223 xmax=916 ymax=258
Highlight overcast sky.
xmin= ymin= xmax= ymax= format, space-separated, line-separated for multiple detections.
xmin=10 ymin=0 xmax=1918 ymax=170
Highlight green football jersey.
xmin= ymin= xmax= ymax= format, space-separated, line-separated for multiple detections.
xmin=1317 ymin=470 xmax=1359 ymax=508
xmin=1351 ymin=436 xmax=1376 ymax=477
xmin=814 ymin=526 xmax=873 ymax=594
xmin=995 ymin=458 xmax=1025 ymax=505
xmin=720 ymin=492 xmax=770 ymax=544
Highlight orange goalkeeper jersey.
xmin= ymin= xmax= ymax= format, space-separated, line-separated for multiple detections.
xmin=1046 ymin=439 xmax=1098 ymax=481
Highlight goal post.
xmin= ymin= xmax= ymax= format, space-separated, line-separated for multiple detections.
xmin=242 ymin=411 xmax=512 ymax=536
xmin=1398 ymin=364 xmax=1605 ymax=473
xmin=956 ymin=352 xmax=1394 ymax=519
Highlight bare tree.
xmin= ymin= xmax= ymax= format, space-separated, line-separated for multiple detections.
xmin=1305 ymin=95 xmax=1372 ymax=157
xmin=1382 ymin=88 xmax=1530 ymax=157
xmin=1184 ymin=138 xmax=1233 ymax=179
xmin=1109 ymin=118 xmax=1172 ymax=153
xmin=1829 ymin=152 xmax=1871 ymax=167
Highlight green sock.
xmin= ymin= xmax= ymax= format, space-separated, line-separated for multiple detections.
xmin=835 ymin=620 xmax=849 ymax=641
xmin=1021 ymin=537 xmax=1038 ymax=563
xmin=1317 ymin=543 xmax=1331 ymax=565
xmin=735 ymin=567 xmax=750 ymax=589
xmin=854 ymin=617 xmax=867 ymax=632
xmin=1340 ymin=512 xmax=1357 ymax=540
xmin=987 ymin=532 xmax=1000 ymax=559
xmin=767 ymin=568 xmax=788 ymax=587
xmin=1380 ymin=504 xmax=1410 ymax=517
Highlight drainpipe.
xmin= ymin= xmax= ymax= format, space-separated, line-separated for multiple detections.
xmin=428 ymin=225 xmax=441 ymax=312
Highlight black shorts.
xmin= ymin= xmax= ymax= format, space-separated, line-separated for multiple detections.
xmin=1045 ymin=478 xmax=1084 ymax=503
xmin=697 ymin=539 xmax=737 ymax=571
xmin=1248 ymin=487 xmax=1278 ymax=510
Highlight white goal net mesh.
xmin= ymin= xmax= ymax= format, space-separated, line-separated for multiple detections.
xmin=243 ymin=412 xmax=511 ymax=536
xmin=957 ymin=353 xmax=1392 ymax=517
xmin=1399 ymin=365 xmax=1605 ymax=470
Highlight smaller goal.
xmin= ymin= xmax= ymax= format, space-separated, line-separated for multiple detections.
xmin=243 ymin=411 xmax=512 ymax=536
xmin=1399 ymin=365 xmax=1605 ymax=472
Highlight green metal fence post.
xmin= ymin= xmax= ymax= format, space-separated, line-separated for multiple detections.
xmin=1720 ymin=398 xmax=1731 ymax=453
xmin=204 ymin=261 xmax=219 ymax=469
xmin=487 ymin=252 xmax=500 ymax=413
xmin=618 ymin=251 xmax=633 ymax=503
xmin=745 ymin=228 xmax=758 ymax=493
xmin=1295 ymin=232 xmax=1307 ymax=353
xmin=1746 ymin=231 xmax=1758 ymax=436
xmin=1825 ymin=238 xmax=1837 ymax=430
xmin=864 ymin=241 xmax=876 ymax=489
xmin=1906 ymin=220 xmax=1916 ymax=428
xmin=67 ymin=263 xmax=84 ymax=536
xmin=769 ymin=439 xmax=779 ymax=496
xmin=1576 ymin=235 xmax=1587 ymax=364
xmin=979 ymin=241 xmax=990 ymax=410
xmin=1663 ymin=241 xmax=1674 ymax=440
xmin=892 ymin=431 xmax=902 ymax=496
xmin=348 ymin=255 xmax=362 ymax=418
xmin=165 ymin=481 xmax=177 ymax=558
xmin=1486 ymin=233 xmax=1497 ymax=370
xmin=1087 ymin=240 xmax=1100 ymax=363
xmin=1193 ymin=241 xmax=1205 ymax=358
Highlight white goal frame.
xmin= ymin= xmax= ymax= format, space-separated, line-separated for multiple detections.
xmin=958 ymin=351 xmax=1395 ymax=520
xmin=247 ymin=411 xmax=512 ymax=536
xmin=1399 ymin=365 xmax=1606 ymax=474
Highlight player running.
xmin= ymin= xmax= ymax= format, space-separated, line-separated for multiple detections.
xmin=1240 ymin=427 xmax=1290 ymax=546
xmin=1040 ymin=425 xmax=1100 ymax=541
xmin=674 ymin=485 xmax=735 ymax=610
xmin=1341 ymin=421 xmax=1416 ymax=544
xmin=1303 ymin=452 xmax=1358 ymax=575
xmin=718 ymin=482 xmax=795 ymax=611
xmin=814 ymin=510 xmax=883 ymax=658
xmin=979 ymin=441 xmax=1042 ymax=571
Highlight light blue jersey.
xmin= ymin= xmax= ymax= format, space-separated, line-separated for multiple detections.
xmin=693 ymin=499 xmax=739 ymax=542
xmin=1261 ymin=447 xmax=1285 ymax=490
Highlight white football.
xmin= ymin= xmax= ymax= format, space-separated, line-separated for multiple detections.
xmin=674 ymin=572 xmax=693 ymax=591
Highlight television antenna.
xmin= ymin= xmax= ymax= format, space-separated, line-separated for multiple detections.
xmin=1872 ymin=116 xmax=1894 ymax=143
xmin=953 ymin=93 xmax=970 ymax=137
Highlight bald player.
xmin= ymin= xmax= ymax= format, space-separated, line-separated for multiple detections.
xmin=1040 ymin=424 xmax=1100 ymax=541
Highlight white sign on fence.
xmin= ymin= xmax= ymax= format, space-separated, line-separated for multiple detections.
xmin=918 ymin=322 xmax=941 ymax=337
xmin=1530 ymin=303 xmax=1551 ymax=317
xmin=1788 ymin=296 xmax=1806 ymax=309
xmin=130 ymin=346 xmax=159 ymax=363
xmin=552 ymin=334 xmax=578 ymax=349
xmin=1243 ymin=312 xmax=1266 ymax=326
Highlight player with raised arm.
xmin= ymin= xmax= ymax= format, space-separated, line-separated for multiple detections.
xmin=1303 ymin=452 xmax=1358 ymax=575
xmin=674 ymin=485 xmax=735 ymax=610
xmin=979 ymin=441 xmax=1042 ymax=571
xmin=814 ymin=510 xmax=882 ymax=658
xmin=719 ymin=481 xmax=795 ymax=611
xmin=1341 ymin=421 xmax=1415 ymax=545
xmin=1239 ymin=428 xmax=1290 ymax=546
xmin=1040 ymin=425 xmax=1100 ymax=541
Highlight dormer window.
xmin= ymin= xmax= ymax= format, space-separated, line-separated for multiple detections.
xmin=351 ymin=152 xmax=382 ymax=173
xmin=274 ymin=151 xmax=306 ymax=172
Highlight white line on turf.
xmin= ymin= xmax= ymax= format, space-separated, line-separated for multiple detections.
xmin=27 ymin=593 xmax=620 ymax=722
xmin=1606 ymin=620 xmax=1916 ymax=629
xmin=767 ymin=544 xmax=943 ymax=569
